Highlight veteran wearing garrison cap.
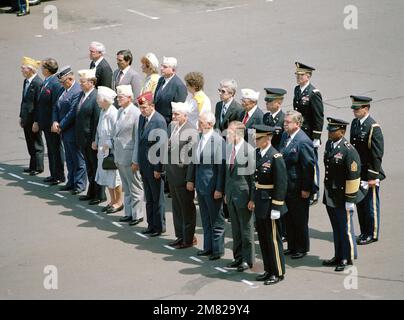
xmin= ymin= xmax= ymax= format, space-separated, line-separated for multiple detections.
xmin=249 ymin=124 xmax=287 ymax=285
xmin=19 ymin=56 xmax=44 ymax=176
xmin=263 ymin=88 xmax=287 ymax=150
xmin=239 ymin=88 xmax=264 ymax=144
xmin=349 ymin=96 xmax=385 ymax=245
xmin=322 ymin=117 xmax=362 ymax=272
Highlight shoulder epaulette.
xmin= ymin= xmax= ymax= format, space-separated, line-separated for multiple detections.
xmin=273 ymin=153 xmax=282 ymax=158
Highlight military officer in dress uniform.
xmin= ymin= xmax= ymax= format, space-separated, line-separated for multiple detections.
xmin=349 ymin=96 xmax=385 ymax=245
xmin=263 ymin=88 xmax=286 ymax=150
xmin=248 ymin=124 xmax=287 ymax=285
xmin=322 ymin=118 xmax=361 ymax=272
xmin=293 ymin=62 xmax=324 ymax=204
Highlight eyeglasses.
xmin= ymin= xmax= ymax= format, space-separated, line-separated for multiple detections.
xmin=218 ymin=89 xmax=228 ymax=94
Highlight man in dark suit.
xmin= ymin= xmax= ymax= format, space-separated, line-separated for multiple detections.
xmin=214 ymin=79 xmax=243 ymax=133
xmin=263 ymin=88 xmax=286 ymax=150
xmin=279 ymin=110 xmax=316 ymax=259
xmin=165 ymin=102 xmax=198 ymax=249
xmin=250 ymin=124 xmax=288 ymax=285
xmin=293 ymin=62 xmax=324 ymax=204
xmin=350 ymin=96 xmax=385 ymax=245
xmin=133 ymin=92 xmax=168 ymax=237
xmin=52 ymin=67 xmax=87 ymax=194
xmin=34 ymin=58 xmax=65 ymax=185
xmin=186 ymin=111 xmax=226 ymax=261
xmin=75 ymin=69 xmax=106 ymax=204
xmin=153 ymin=56 xmax=187 ymax=125
xmin=239 ymin=88 xmax=264 ymax=144
xmin=224 ymin=121 xmax=255 ymax=272
xmin=89 ymin=41 xmax=113 ymax=88
xmin=112 ymin=49 xmax=142 ymax=108
xmin=19 ymin=56 xmax=44 ymax=175
xmin=322 ymin=118 xmax=361 ymax=272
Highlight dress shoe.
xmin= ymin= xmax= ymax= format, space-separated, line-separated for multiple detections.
xmin=209 ymin=254 xmax=222 ymax=261
xmin=175 ymin=242 xmax=194 ymax=249
xmin=226 ymin=260 xmax=242 ymax=268
xmin=101 ymin=204 xmax=112 ymax=212
xmin=119 ymin=216 xmax=132 ymax=222
xmin=106 ymin=204 xmax=124 ymax=214
xmin=335 ymin=260 xmax=352 ymax=272
xmin=71 ymin=189 xmax=83 ymax=195
xmin=283 ymin=249 xmax=294 ymax=256
xmin=168 ymin=238 xmax=183 ymax=247
xmin=129 ymin=217 xmax=144 ymax=226
xmin=256 ymin=272 xmax=271 ymax=281
xmin=29 ymin=170 xmax=43 ymax=176
xmin=264 ymin=275 xmax=284 ymax=285
xmin=237 ymin=262 xmax=251 ymax=272
xmin=291 ymin=252 xmax=307 ymax=259
xmin=357 ymin=235 xmax=377 ymax=245
xmin=322 ymin=257 xmax=339 ymax=267
xmin=150 ymin=232 xmax=161 ymax=237
xmin=17 ymin=10 xmax=30 ymax=16
xmin=89 ymin=199 xmax=104 ymax=205
xmin=43 ymin=176 xmax=54 ymax=183
xmin=50 ymin=178 xmax=65 ymax=185
xmin=23 ymin=168 xmax=32 ymax=173
xmin=59 ymin=185 xmax=73 ymax=191
xmin=141 ymin=228 xmax=154 ymax=234
xmin=79 ymin=195 xmax=92 ymax=201
xmin=197 ymin=250 xmax=212 ymax=256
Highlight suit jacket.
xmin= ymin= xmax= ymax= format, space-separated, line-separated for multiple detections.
xmin=153 ymin=75 xmax=187 ymax=124
xmin=253 ymin=146 xmax=288 ymax=219
xmin=239 ymin=107 xmax=264 ymax=142
xmin=112 ymin=67 xmax=142 ymax=107
xmin=135 ymin=111 xmax=168 ymax=177
xmin=52 ymin=81 xmax=82 ymax=142
xmin=350 ymin=116 xmax=385 ymax=181
xmin=20 ymin=74 xmax=43 ymax=127
xmin=323 ymin=137 xmax=362 ymax=208
xmin=75 ymin=89 xmax=100 ymax=149
xmin=214 ymin=99 xmax=244 ymax=132
xmin=165 ymin=120 xmax=198 ymax=187
xmin=263 ymin=110 xmax=285 ymax=150
xmin=35 ymin=75 xmax=63 ymax=130
xmin=186 ymin=130 xmax=226 ymax=195
xmin=293 ymin=83 xmax=324 ymax=140
xmin=279 ymin=129 xmax=316 ymax=198
xmin=93 ymin=58 xmax=113 ymax=88
xmin=224 ymin=140 xmax=255 ymax=207
xmin=112 ymin=103 xmax=141 ymax=166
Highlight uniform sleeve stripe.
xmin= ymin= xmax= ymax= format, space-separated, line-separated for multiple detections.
xmin=368 ymin=169 xmax=379 ymax=175
xmin=345 ymin=178 xmax=360 ymax=194
xmin=313 ymin=130 xmax=322 ymax=134
xmin=272 ymin=200 xmax=284 ymax=206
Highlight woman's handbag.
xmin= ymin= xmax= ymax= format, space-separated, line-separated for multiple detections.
xmin=102 ymin=153 xmax=117 ymax=170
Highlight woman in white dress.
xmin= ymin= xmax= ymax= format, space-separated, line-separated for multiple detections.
xmin=92 ymin=86 xmax=123 ymax=213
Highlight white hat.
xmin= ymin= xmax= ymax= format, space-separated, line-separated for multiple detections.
xmin=78 ymin=69 xmax=96 ymax=79
xmin=97 ymin=86 xmax=117 ymax=100
xmin=241 ymin=88 xmax=260 ymax=101
xmin=171 ymin=101 xmax=191 ymax=115
xmin=144 ymin=52 xmax=159 ymax=70
xmin=162 ymin=56 xmax=177 ymax=68
xmin=116 ymin=85 xmax=133 ymax=97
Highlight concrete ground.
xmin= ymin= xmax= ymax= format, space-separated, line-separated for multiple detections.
xmin=0 ymin=0 xmax=403 ymax=299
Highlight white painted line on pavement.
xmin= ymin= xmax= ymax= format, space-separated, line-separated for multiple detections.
xmin=28 ymin=181 xmax=49 ymax=187
xmin=206 ymin=5 xmax=247 ymax=13
xmin=89 ymin=24 xmax=123 ymax=31
xmin=215 ymin=267 xmax=229 ymax=273
xmin=112 ymin=222 xmax=123 ymax=228
xmin=135 ymin=232 xmax=149 ymax=239
xmin=76 ymin=204 xmax=85 ymax=209
xmin=8 ymin=173 xmax=24 ymax=180
xmin=190 ymin=256 xmax=203 ymax=263
xmin=92 ymin=214 xmax=104 ymax=220
xmin=54 ymin=193 xmax=65 ymax=199
xmin=241 ymin=279 xmax=257 ymax=288
xmin=86 ymin=209 xmax=98 ymax=214
xmin=164 ymin=245 xmax=176 ymax=251
xmin=127 ymin=9 xmax=160 ymax=20
xmin=0 ymin=167 xmax=5 ymax=171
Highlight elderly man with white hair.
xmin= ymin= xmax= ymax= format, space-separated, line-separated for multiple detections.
xmin=112 ymin=85 xmax=145 ymax=222
xmin=239 ymin=88 xmax=264 ymax=143
xmin=153 ymin=56 xmax=187 ymax=125
xmin=19 ymin=56 xmax=44 ymax=175
xmin=186 ymin=111 xmax=226 ymax=260
xmin=165 ymin=102 xmax=198 ymax=249
xmin=93 ymin=86 xmax=123 ymax=213
xmin=89 ymin=41 xmax=113 ymax=89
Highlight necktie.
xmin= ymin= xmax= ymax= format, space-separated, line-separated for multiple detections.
xmin=230 ymin=145 xmax=236 ymax=170
xmin=221 ymin=103 xmax=227 ymax=123
xmin=90 ymin=61 xmax=96 ymax=69
xmin=242 ymin=112 xmax=249 ymax=125
xmin=77 ymin=94 xmax=86 ymax=113
xmin=23 ymin=79 xmax=29 ymax=96
xmin=285 ymin=135 xmax=291 ymax=147
xmin=117 ymin=71 xmax=124 ymax=85
xmin=197 ymin=135 xmax=205 ymax=159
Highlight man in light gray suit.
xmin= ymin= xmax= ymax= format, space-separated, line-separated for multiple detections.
xmin=224 ymin=121 xmax=255 ymax=272
xmin=112 ymin=85 xmax=145 ymax=224
xmin=112 ymin=50 xmax=142 ymax=108
xmin=165 ymin=102 xmax=198 ymax=249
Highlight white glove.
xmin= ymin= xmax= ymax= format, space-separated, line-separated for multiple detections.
xmin=345 ymin=202 xmax=355 ymax=211
xmin=360 ymin=180 xmax=369 ymax=190
xmin=270 ymin=210 xmax=281 ymax=220
xmin=313 ymin=139 xmax=321 ymax=148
